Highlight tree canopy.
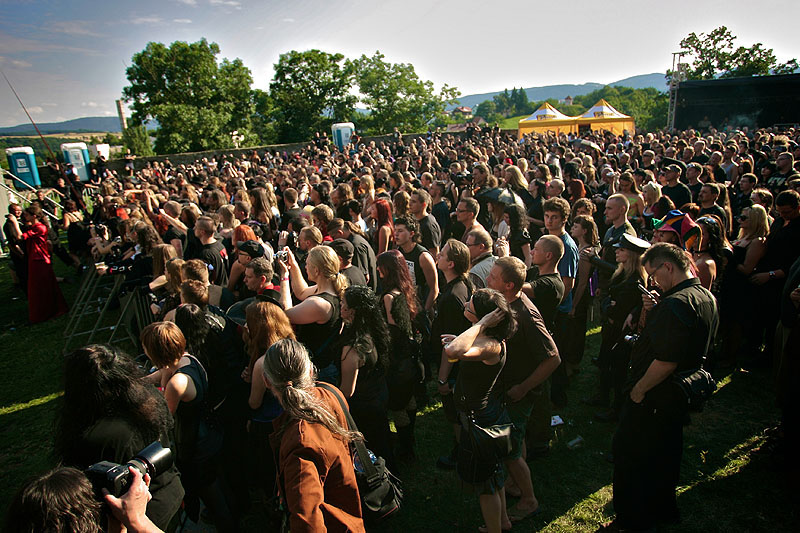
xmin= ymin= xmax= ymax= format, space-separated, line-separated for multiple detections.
xmin=269 ymin=49 xmax=356 ymax=143
xmin=677 ymin=26 xmax=798 ymax=80
xmin=349 ymin=52 xmax=459 ymax=135
xmin=122 ymin=39 xmax=256 ymax=155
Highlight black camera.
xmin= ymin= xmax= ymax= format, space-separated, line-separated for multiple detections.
xmin=622 ymin=334 xmax=639 ymax=346
xmin=85 ymin=441 xmax=173 ymax=498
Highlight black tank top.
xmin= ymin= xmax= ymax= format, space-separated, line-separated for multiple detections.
xmin=174 ymin=356 xmax=221 ymax=464
xmin=296 ymin=292 xmax=341 ymax=368
xmin=454 ymin=342 xmax=506 ymax=412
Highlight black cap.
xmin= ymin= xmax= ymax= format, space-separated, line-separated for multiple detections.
xmin=613 ymin=233 xmax=651 ymax=254
xmin=328 ymin=238 xmax=354 ymax=260
xmin=237 ymin=240 xmax=264 ymax=258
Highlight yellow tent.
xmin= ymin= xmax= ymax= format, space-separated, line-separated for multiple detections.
xmin=517 ymin=103 xmax=579 ymax=137
xmin=576 ymin=99 xmax=635 ymax=136
xmin=517 ymin=99 xmax=635 ymax=138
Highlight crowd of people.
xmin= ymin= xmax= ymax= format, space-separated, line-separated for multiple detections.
xmin=4 ymin=122 xmax=800 ymax=532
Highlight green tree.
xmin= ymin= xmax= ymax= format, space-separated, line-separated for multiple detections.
xmin=350 ymin=51 xmax=459 ymax=134
xmin=122 ymin=125 xmax=154 ymax=157
xmin=123 ymin=39 xmax=256 ymax=154
xmin=677 ymin=26 xmax=798 ymax=80
xmin=269 ymin=49 xmax=356 ymax=143
xmin=474 ymin=100 xmax=498 ymax=121
xmin=493 ymin=89 xmax=511 ymax=116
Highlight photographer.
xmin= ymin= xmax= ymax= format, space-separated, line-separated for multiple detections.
xmin=5 ymin=466 xmax=163 ymax=533
xmin=54 ymin=345 xmax=184 ymax=530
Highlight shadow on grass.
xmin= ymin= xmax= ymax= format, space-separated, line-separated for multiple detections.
xmin=0 ymin=400 xmax=60 ymax=514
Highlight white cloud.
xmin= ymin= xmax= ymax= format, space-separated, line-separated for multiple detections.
xmin=282 ymin=18 xmax=295 ymax=23
xmin=0 ymin=56 xmax=32 ymax=68
xmin=0 ymin=34 xmax=100 ymax=56
xmin=27 ymin=106 xmax=44 ymax=114
xmin=173 ymin=18 xmax=192 ymax=24
xmin=104 ymin=111 xmax=114 ymax=115
xmin=82 ymin=101 xmax=101 ymax=108
xmin=175 ymin=0 xmax=197 ymax=5
xmin=131 ymin=16 xmax=163 ymax=25
xmin=209 ymin=0 xmax=242 ymax=9
xmin=48 ymin=21 xmax=103 ymax=37
xmin=41 ymin=103 xmax=57 ymax=107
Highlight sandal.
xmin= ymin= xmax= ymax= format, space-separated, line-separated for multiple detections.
xmin=508 ymin=505 xmax=542 ymax=523
xmin=477 ymin=524 xmax=512 ymax=533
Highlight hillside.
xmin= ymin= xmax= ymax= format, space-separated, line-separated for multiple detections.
xmin=0 ymin=117 xmax=158 ymax=136
xmin=450 ymin=72 xmax=667 ymax=110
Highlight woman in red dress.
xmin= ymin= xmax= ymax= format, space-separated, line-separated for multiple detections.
xmin=8 ymin=204 xmax=68 ymax=323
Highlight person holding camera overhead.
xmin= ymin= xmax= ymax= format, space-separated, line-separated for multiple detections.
xmin=53 ymin=344 xmax=184 ymax=530
xmin=141 ymin=319 xmax=236 ymax=532
xmin=277 ymin=244 xmax=348 ymax=382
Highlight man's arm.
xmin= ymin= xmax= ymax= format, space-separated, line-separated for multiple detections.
xmin=420 ymin=251 xmax=439 ymax=311
xmin=630 ymin=359 xmax=678 ymax=403
xmin=560 ymin=276 xmax=574 ymax=303
xmin=507 ymin=354 xmax=561 ymax=402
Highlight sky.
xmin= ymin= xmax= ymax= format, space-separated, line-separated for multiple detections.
xmin=1 ymin=0 xmax=799 ymax=127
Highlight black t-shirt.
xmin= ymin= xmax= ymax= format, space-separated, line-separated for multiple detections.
xmin=525 ymin=271 xmax=564 ymax=332
xmin=279 ymin=207 xmax=303 ymax=231
xmin=767 ymin=171 xmax=800 ymax=193
xmin=349 ymin=233 xmax=376 ymax=291
xmin=662 ymin=183 xmax=692 ymax=210
xmin=418 ymin=213 xmax=442 ymax=251
xmin=341 ymin=264 xmax=367 ymax=286
xmin=688 ymin=182 xmax=703 ymax=203
xmin=626 ymin=278 xmax=718 ymax=393
xmin=762 ymin=216 xmax=800 ymax=276
xmin=430 ymin=277 xmax=472 ymax=357
xmin=163 ymin=226 xmax=184 ymax=248
xmin=498 ymin=293 xmax=558 ymax=393
xmin=199 ymin=240 xmax=229 ymax=286
xmin=698 ymin=204 xmax=728 ymax=230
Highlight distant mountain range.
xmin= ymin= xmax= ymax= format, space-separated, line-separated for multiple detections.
xmin=448 ymin=73 xmax=668 ymax=110
xmin=0 ymin=117 xmax=157 ymax=136
xmin=0 ymin=73 xmax=668 ymax=135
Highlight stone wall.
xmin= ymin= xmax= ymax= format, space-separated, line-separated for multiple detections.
xmin=34 ymin=128 xmax=515 ymax=184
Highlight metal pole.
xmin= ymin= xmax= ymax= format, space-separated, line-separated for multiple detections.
xmin=0 ymin=168 xmax=65 ymax=209
xmin=0 ymin=180 xmax=59 ymax=221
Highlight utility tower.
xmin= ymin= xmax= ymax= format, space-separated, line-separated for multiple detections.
xmin=666 ymin=52 xmax=688 ymax=131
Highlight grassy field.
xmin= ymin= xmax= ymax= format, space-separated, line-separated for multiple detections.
xmin=1 ymin=256 xmax=797 ymax=532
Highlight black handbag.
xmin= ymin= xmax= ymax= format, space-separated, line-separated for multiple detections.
xmin=317 ymin=382 xmax=403 ymax=524
xmin=673 ymin=367 xmax=717 ymax=412
xmin=457 ymin=409 xmax=513 ymax=483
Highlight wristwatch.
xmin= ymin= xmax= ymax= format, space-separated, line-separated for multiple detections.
xmin=437 ymin=379 xmax=448 ymax=386
xmin=769 ymin=270 xmax=776 ymax=279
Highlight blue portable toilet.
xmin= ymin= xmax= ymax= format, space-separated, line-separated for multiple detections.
xmin=60 ymin=142 xmax=91 ymax=182
xmin=331 ymin=122 xmax=355 ymax=151
xmin=5 ymin=146 xmax=41 ymax=189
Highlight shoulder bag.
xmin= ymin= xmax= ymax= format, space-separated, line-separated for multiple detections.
xmin=317 ymin=382 xmax=403 ymax=525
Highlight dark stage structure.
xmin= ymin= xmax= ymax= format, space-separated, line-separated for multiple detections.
xmin=674 ymin=73 xmax=800 ymax=130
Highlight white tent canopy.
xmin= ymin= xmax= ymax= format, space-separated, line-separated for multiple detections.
xmin=580 ymin=99 xmax=629 ymax=119
xmin=522 ymin=102 xmax=572 ymax=121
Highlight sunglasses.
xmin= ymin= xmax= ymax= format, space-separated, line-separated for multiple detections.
xmin=738 ymin=215 xmax=748 ymax=221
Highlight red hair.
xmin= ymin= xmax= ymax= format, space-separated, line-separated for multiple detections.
xmin=234 ymin=224 xmax=256 ymax=243
xmin=373 ymin=198 xmax=394 ymax=234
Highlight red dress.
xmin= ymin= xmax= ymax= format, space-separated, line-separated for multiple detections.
xmin=22 ymin=222 xmax=68 ymax=324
